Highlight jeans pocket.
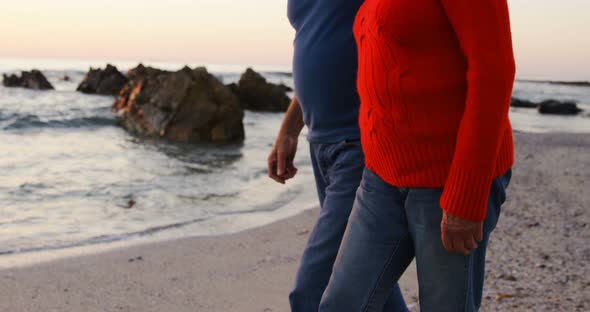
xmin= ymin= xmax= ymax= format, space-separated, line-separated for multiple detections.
xmin=405 ymin=188 xmax=444 ymax=230
xmin=494 ymin=169 xmax=512 ymax=206
xmin=332 ymin=141 xmax=364 ymax=171
xmin=360 ymin=168 xmax=380 ymax=194
xmin=341 ymin=139 xmax=361 ymax=147
xmin=500 ymin=168 xmax=513 ymax=191
xmin=486 ymin=170 xmax=511 ymax=233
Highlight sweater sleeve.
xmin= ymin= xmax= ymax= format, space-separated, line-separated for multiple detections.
xmin=438 ymin=0 xmax=516 ymax=221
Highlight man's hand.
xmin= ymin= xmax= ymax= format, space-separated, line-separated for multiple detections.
xmin=267 ymin=97 xmax=304 ymax=184
xmin=441 ymin=211 xmax=483 ymax=255
xmin=268 ymin=134 xmax=299 ymax=184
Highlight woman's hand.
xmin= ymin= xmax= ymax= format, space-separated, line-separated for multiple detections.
xmin=441 ymin=211 xmax=483 ymax=255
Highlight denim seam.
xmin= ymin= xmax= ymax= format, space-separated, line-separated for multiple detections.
xmin=362 ymin=232 xmax=409 ymax=312
xmin=319 ymin=145 xmax=331 ymax=186
xmin=313 ymin=145 xmax=330 ymax=189
xmin=463 ymin=253 xmax=475 ymax=312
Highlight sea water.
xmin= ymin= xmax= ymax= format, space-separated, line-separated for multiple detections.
xmin=0 ymin=58 xmax=588 ymax=266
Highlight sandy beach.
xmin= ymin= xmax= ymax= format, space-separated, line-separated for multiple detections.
xmin=0 ymin=131 xmax=588 ymax=312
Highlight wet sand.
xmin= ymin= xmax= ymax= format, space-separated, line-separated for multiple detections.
xmin=0 ymin=131 xmax=588 ymax=312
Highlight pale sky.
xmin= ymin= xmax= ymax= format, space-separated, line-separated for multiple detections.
xmin=0 ymin=0 xmax=589 ymax=80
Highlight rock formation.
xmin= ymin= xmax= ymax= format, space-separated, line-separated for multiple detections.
xmin=538 ymin=100 xmax=583 ymax=115
xmin=2 ymin=70 xmax=54 ymax=90
xmin=77 ymin=64 xmax=128 ymax=95
xmin=511 ymin=97 xmax=584 ymax=116
xmin=511 ymin=97 xmax=538 ymax=109
xmin=113 ymin=65 xmax=244 ymax=143
xmin=228 ymin=68 xmax=291 ymax=112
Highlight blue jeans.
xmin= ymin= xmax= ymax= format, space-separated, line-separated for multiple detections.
xmin=290 ymin=142 xmax=408 ymax=312
xmin=319 ymin=168 xmax=511 ymax=312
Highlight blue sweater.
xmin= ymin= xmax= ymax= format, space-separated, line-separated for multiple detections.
xmin=288 ymin=0 xmax=363 ymax=143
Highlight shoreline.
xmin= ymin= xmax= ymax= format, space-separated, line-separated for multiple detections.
xmin=0 ymin=185 xmax=318 ymax=270
xmin=1 ymin=131 xmax=589 ymax=311
xmin=0 ymin=207 xmax=420 ymax=312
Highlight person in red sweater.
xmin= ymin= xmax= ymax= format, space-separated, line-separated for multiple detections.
xmin=319 ymin=0 xmax=516 ymax=311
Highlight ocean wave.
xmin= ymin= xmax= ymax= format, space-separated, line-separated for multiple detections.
xmin=0 ymin=186 xmax=307 ymax=257
xmin=0 ymin=112 xmax=117 ymax=130
xmin=0 ymin=216 xmax=209 ymax=256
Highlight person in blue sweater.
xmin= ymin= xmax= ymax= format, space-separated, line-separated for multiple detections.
xmin=267 ymin=1 xmax=408 ymax=311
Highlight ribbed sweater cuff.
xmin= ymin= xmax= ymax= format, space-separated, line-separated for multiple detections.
xmin=440 ymin=168 xmax=494 ymax=222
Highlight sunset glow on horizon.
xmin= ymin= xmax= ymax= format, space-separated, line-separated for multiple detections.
xmin=1 ymin=0 xmax=589 ymax=80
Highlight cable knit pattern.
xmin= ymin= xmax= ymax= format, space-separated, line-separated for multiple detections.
xmin=354 ymin=0 xmax=516 ymax=221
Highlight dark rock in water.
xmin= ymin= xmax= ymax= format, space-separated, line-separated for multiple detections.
xmin=77 ymin=64 xmax=128 ymax=96
xmin=229 ymin=68 xmax=291 ymax=112
xmin=549 ymin=81 xmax=590 ymax=87
xmin=538 ymin=100 xmax=583 ymax=115
xmin=113 ymin=65 xmax=245 ymax=143
xmin=264 ymin=71 xmax=293 ymax=78
xmin=511 ymin=97 xmax=538 ymax=109
xmin=517 ymin=79 xmax=590 ymax=87
xmin=127 ymin=63 xmax=169 ymax=80
xmin=278 ymin=84 xmax=293 ymax=93
xmin=2 ymin=74 xmax=21 ymax=87
xmin=59 ymin=75 xmax=71 ymax=82
xmin=227 ymin=82 xmax=239 ymax=93
xmin=511 ymin=97 xmax=584 ymax=116
xmin=2 ymin=70 xmax=54 ymax=90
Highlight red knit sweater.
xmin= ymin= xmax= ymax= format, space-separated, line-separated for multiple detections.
xmin=353 ymin=0 xmax=516 ymax=221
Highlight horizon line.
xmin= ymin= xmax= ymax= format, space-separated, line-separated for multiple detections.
xmin=1 ymin=56 xmax=589 ymax=83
